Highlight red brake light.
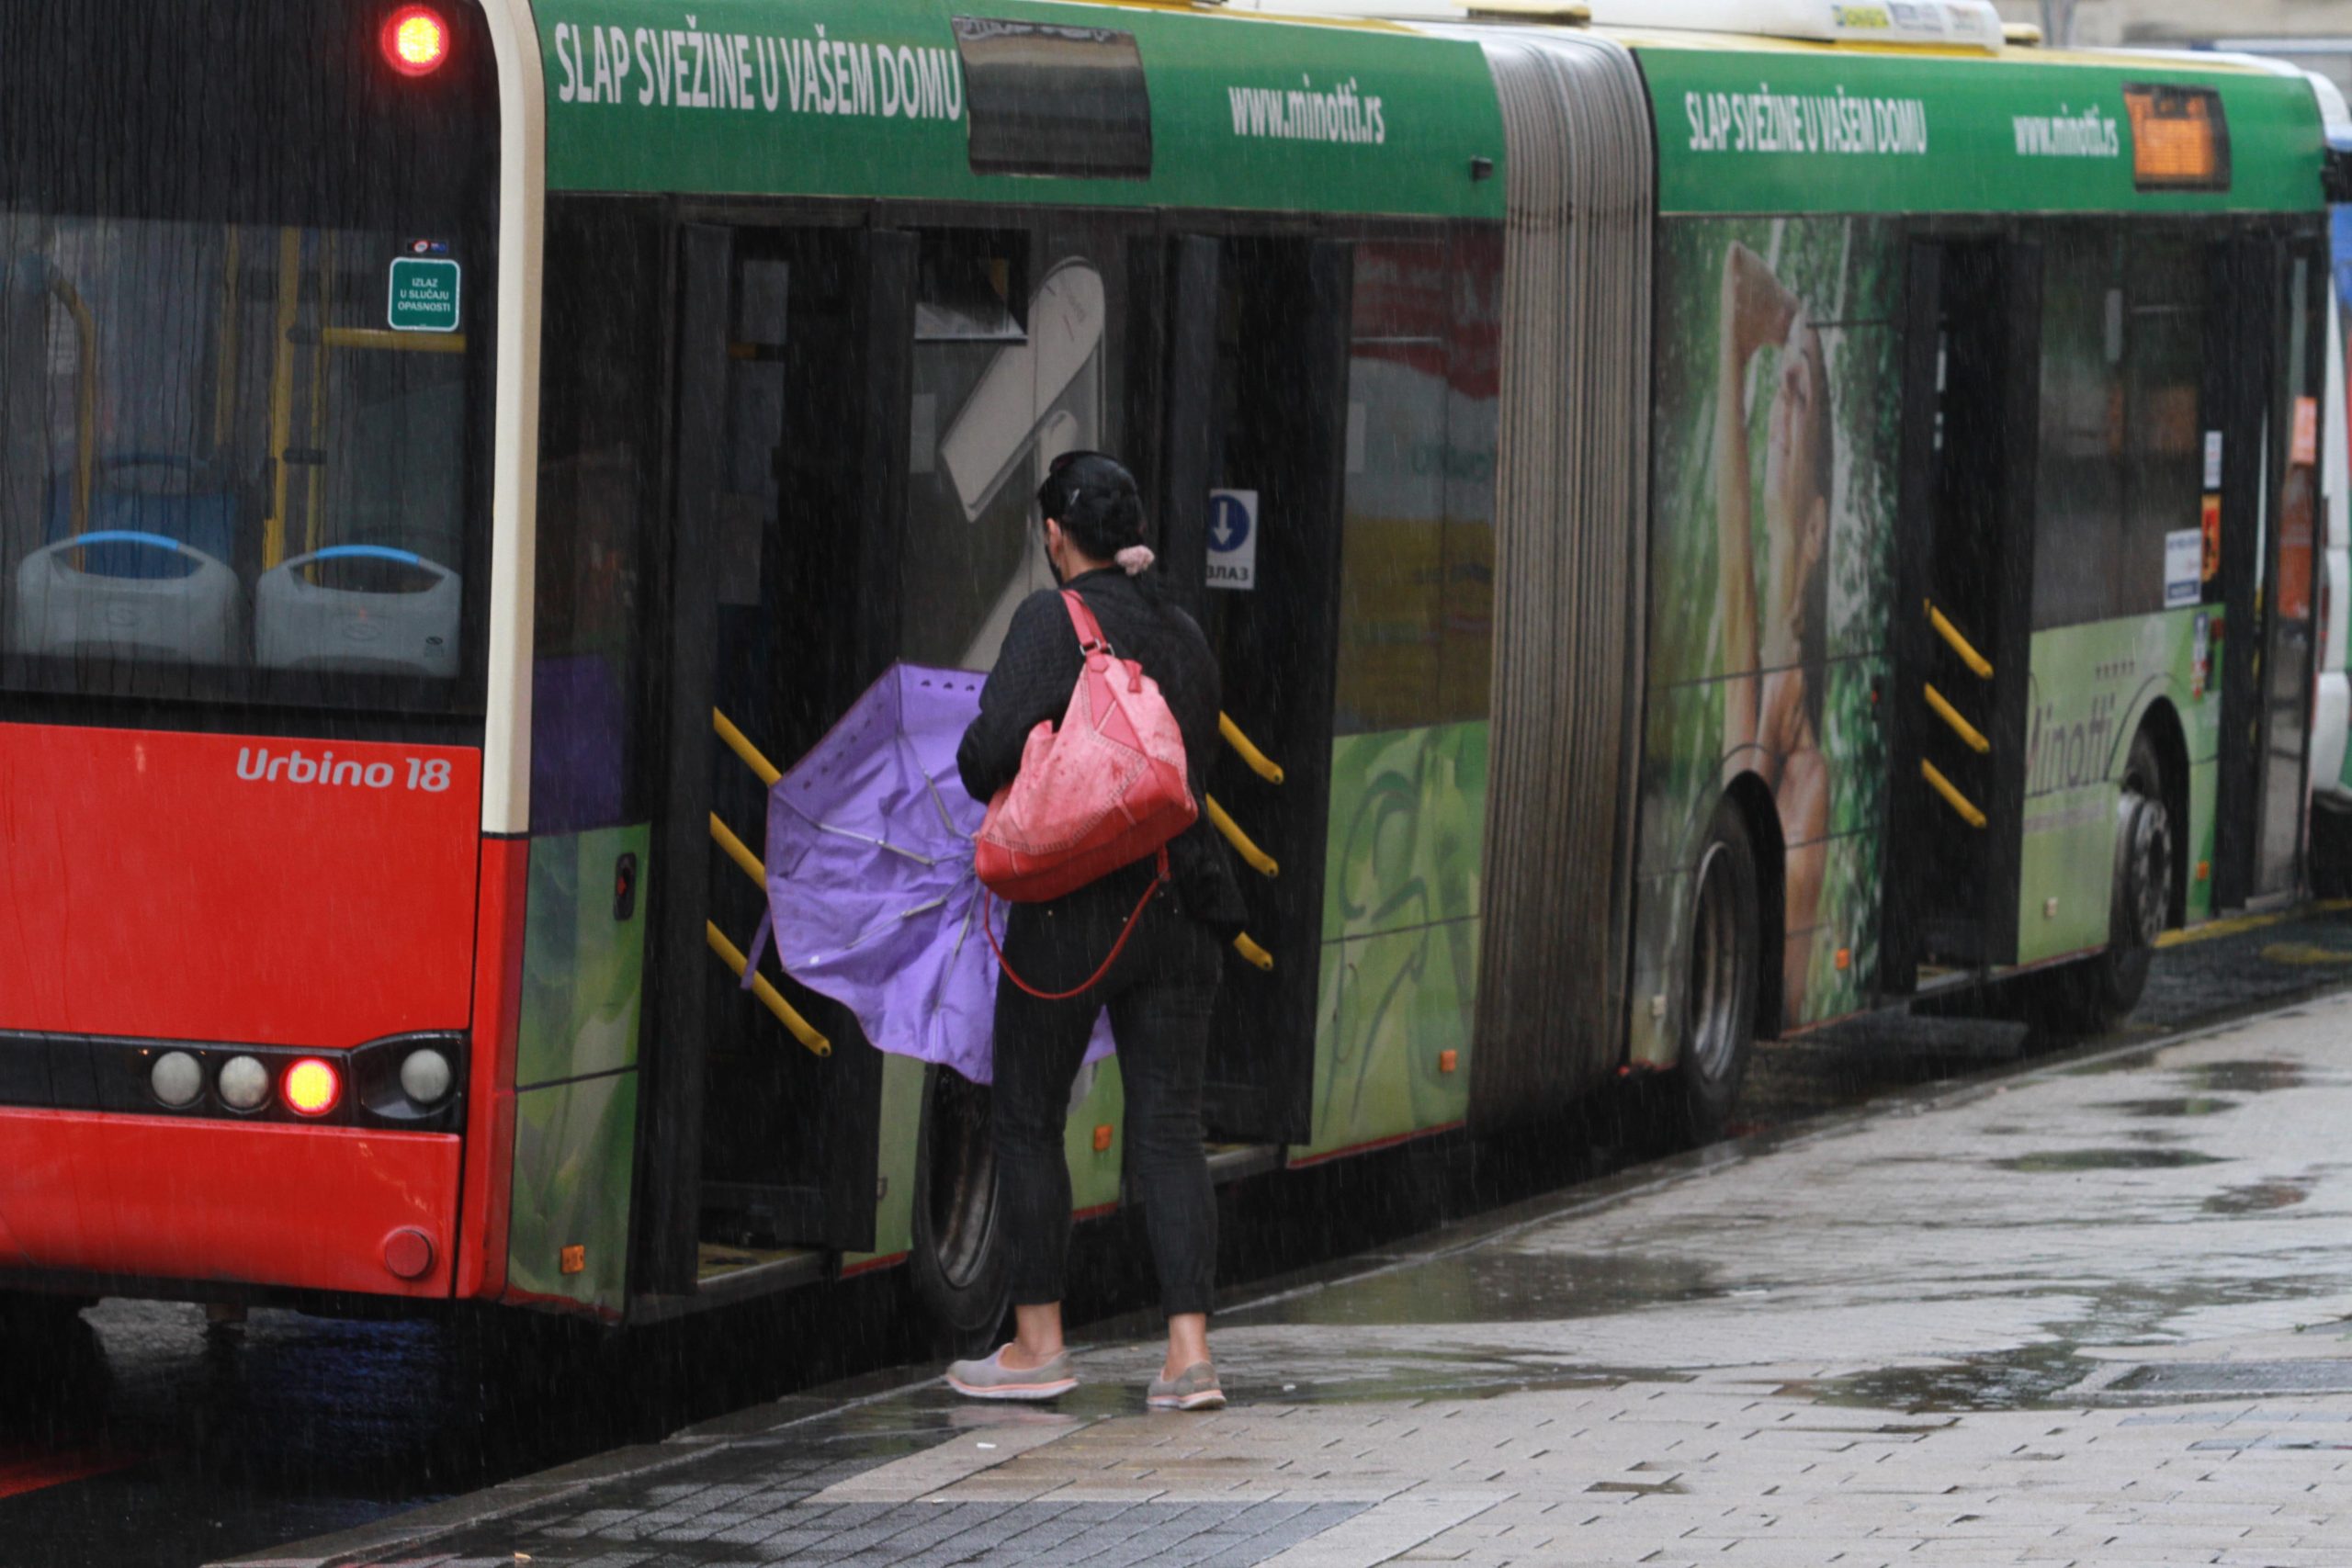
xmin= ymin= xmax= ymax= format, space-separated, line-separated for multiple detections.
xmin=382 ymin=6 xmax=450 ymax=77
xmin=284 ymin=1058 xmax=343 ymax=1117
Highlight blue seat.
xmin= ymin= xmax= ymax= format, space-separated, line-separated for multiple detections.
xmin=45 ymin=455 xmax=237 ymax=577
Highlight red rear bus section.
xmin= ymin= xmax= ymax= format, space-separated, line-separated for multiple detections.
xmin=0 ymin=0 xmax=503 ymax=1306
xmin=0 ymin=724 xmax=485 ymax=1299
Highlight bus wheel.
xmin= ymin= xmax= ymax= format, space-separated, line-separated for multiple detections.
xmin=2024 ymin=730 xmax=2172 ymax=1038
xmin=1678 ymin=798 xmax=1761 ymax=1143
xmin=908 ymin=1066 xmax=1009 ymax=1348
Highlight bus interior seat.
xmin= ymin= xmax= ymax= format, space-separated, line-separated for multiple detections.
xmin=254 ymin=545 xmax=460 ymax=678
xmin=10 ymin=528 xmax=244 ymax=664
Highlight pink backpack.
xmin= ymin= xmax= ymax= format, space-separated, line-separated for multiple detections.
xmin=977 ymin=592 xmax=1198 ymax=997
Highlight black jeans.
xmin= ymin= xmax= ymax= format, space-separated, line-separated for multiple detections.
xmin=992 ymin=871 xmax=1222 ymax=1319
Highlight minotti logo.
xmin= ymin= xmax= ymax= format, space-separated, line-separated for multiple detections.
xmin=235 ymin=747 xmax=454 ymax=794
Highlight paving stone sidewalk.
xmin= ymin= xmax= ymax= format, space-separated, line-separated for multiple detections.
xmin=232 ymin=994 xmax=2352 ymax=1568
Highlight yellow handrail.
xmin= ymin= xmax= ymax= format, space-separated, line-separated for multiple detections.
xmin=265 ymin=227 xmax=301 ymax=570
xmin=1220 ymin=714 xmax=1284 ymax=784
xmin=710 ymin=813 xmax=765 ymax=888
xmin=1232 ymin=933 xmax=1274 ymax=971
xmin=1921 ymin=759 xmax=1987 ymax=829
xmin=714 ymin=708 xmax=782 ymax=788
xmin=1207 ymin=795 xmax=1278 ymax=878
xmin=48 ymin=276 xmax=96 ymax=538
xmin=1924 ymin=682 xmax=1990 ymax=754
xmin=321 ymin=326 xmax=469 ymax=355
xmin=707 ymin=920 xmax=831 ymax=1057
xmin=304 ymin=233 xmax=334 ymax=558
xmin=1927 ymin=601 xmax=1993 ymax=680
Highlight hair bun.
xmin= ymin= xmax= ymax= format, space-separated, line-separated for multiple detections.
xmin=1115 ymin=546 xmax=1157 ymax=577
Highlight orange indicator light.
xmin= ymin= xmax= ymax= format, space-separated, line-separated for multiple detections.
xmin=1438 ymin=1050 xmax=1459 ymax=1075
xmin=382 ymin=6 xmax=451 ymax=77
xmin=560 ymin=1246 xmax=587 ymax=1276
xmin=284 ymin=1057 xmax=342 ymax=1117
xmin=1092 ymin=1124 xmax=1114 ymax=1153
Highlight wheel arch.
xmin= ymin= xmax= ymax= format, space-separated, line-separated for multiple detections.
xmin=1719 ymin=771 xmax=1786 ymax=1040
xmin=2131 ymin=698 xmax=2192 ymax=930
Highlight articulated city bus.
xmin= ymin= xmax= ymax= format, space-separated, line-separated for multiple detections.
xmin=0 ymin=0 xmax=2332 ymax=1333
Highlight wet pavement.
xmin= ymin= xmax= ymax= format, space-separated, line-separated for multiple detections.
xmin=213 ymin=936 xmax=2352 ymax=1568
xmin=5 ymin=901 xmax=2349 ymax=1567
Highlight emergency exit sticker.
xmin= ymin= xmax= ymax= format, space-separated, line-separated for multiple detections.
xmin=388 ymin=256 xmax=462 ymax=333
xmin=1207 ymin=490 xmax=1258 ymax=592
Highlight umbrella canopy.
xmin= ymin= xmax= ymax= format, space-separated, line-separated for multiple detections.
xmin=758 ymin=662 xmax=1110 ymax=1085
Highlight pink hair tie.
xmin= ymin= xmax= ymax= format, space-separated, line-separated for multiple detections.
xmin=1115 ymin=545 xmax=1157 ymax=577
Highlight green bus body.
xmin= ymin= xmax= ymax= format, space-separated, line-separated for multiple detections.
xmin=496 ymin=0 xmax=2327 ymax=1321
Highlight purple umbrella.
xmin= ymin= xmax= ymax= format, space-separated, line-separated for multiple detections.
xmin=753 ymin=663 xmax=1111 ymax=1086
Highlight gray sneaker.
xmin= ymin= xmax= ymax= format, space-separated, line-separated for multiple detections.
xmin=944 ymin=1346 xmax=1078 ymax=1402
xmin=1147 ymin=1361 xmax=1226 ymax=1411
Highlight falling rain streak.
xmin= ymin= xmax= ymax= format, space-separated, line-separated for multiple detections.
xmin=551 ymin=20 xmax=965 ymax=121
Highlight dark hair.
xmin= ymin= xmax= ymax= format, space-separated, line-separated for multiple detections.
xmin=1036 ymin=450 xmax=1148 ymax=563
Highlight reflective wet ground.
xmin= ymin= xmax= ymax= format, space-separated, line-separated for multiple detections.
xmin=8 ymin=902 xmax=2352 ymax=1567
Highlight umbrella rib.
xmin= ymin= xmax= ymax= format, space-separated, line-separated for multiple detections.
xmin=775 ymin=796 xmax=944 ymax=867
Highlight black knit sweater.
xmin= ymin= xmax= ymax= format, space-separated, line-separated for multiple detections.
xmin=956 ymin=568 xmax=1249 ymax=940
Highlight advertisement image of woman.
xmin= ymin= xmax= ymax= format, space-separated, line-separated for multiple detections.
xmin=1714 ymin=241 xmax=1833 ymax=1029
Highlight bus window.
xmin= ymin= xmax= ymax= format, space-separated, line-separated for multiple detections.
xmin=901 ymin=222 xmax=1128 ymax=673
xmin=0 ymin=0 xmax=496 ymax=710
xmin=2033 ymin=226 xmax=2212 ymax=630
xmin=2033 ymin=228 xmax=2128 ymax=631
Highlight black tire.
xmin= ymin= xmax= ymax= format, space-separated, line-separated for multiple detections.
xmin=1677 ymin=797 xmax=1762 ymax=1144
xmin=0 ymin=1292 xmax=92 ymax=1345
xmin=2021 ymin=728 xmax=2173 ymax=1038
xmin=2312 ymin=795 xmax=2352 ymax=898
xmin=907 ymin=1066 xmax=1010 ymax=1350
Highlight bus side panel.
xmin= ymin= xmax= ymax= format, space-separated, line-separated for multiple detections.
xmin=499 ymin=827 xmax=647 ymax=1317
xmin=456 ymin=830 xmax=530 ymax=1300
xmin=1295 ymin=723 xmax=1487 ymax=1162
xmin=1630 ymin=216 xmax=1905 ymax=1065
xmin=1295 ymin=227 xmax=1498 ymax=1162
xmin=2015 ymin=615 xmax=2219 ymax=966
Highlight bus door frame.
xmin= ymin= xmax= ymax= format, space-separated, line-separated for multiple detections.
xmin=1882 ymin=232 xmax=2041 ymax=986
xmin=632 ymin=216 xmax=910 ymax=1298
xmin=1188 ymin=234 xmax=1353 ymax=1146
xmin=2209 ymin=230 xmax=2321 ymax=909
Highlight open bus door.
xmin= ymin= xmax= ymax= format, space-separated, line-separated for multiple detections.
xmin=2210 ymin=234 xmax=2324 ymax=910
xmin=1170 ymin=237 xmax=1353 ymax=1146
xmin=1883 ymin=238 xmax=2041 ymax=984
xmin=632 ymin=222 xmax=912 ymax=1297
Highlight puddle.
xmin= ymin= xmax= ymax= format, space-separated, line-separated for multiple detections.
xmin=1994 ymin=1148 xmax=2226 ymax=1172
xmin=2202 ymin=1181 xmax=2312 ymax=1215
xmin=2061 ymin=1048 xmax=2163 ymax=1077
xmin=2173 ymin=1059 xmax=2306 ymax=1094
xmin=2098 ymin=1098 xmax=2240 ymax=1118
xmin=1779 ymin=1344 xmax=2090 ymax=1414
xmin=1242 ymin=1250 xmax=1725 ymax=1328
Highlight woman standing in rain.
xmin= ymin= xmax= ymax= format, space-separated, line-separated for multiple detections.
xmin=1716 ymin=241 xmax=1834 ymax=1028
xmin=948 ymin=452 xmax=1247 ymax=1409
